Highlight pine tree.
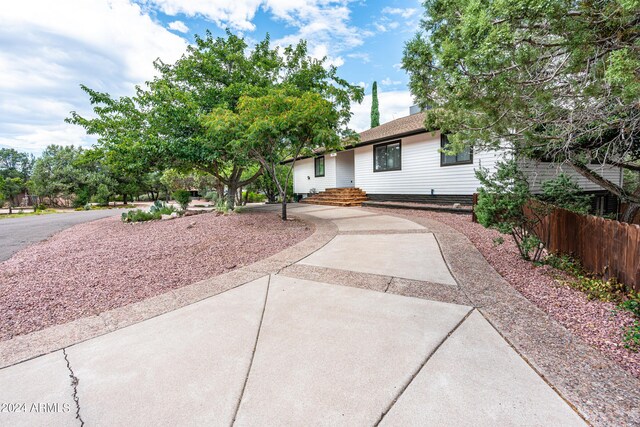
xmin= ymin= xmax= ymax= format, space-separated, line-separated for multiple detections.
xmin=370 ymin=81 xmax=380 ymax=128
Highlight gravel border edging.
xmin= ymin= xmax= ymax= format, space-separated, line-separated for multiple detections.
xmin=366 ymin=208 xmax=640 ymax=427
xmin=0 ymin=212 xmax=337 ymax=370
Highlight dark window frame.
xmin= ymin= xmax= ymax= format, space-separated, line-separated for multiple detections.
xmin=373 ymin=140 xmax=402 ymax=173
xmin=440 ymin=134 xmax=473 ymax=167
xmin=314 ymin=156 xmax=325 ymax=177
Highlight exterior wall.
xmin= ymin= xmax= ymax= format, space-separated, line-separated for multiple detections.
xmin=519 ymin=160 xmax=623 ymax=193
xmin=292 ymin=156 xmax=336 ymax=194
xmin=335 ymin=150 xmax=355 ymax=188
xmin=353 ymin=131 xmax=504 ymax=196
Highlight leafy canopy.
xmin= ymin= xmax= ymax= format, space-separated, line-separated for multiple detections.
xmin=403 ymin=0 xmax=640 ymax=202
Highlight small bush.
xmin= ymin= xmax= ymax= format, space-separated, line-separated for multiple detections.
xmin=544 ymin=254 xmax=626 ymax=301
xmin=244 ymin=191 xmax=266 ymax=203
xmin=571 ymin=276 xmax=626 ymax=302
xmin=121 ymin=209 xmax=160 ymax=223
xmin=620 ymin=293 xmax=640 ymax=318
xmin=540 ymin=174 xmax=592 ymax=215
xmin=94 ymin=184 xmax=111 ymax=206
xmin=149 ymin=200 xmax=177 ymax=215
xmin=204 ymin=191 xmax=218 ymax=202
xmin=73 ymin=188 xmax=91 ymax=208
xmin=215 ymin=198 xmax=228 ymax=213
xmin=475 ymin=160 xmax=546 ymax=261
xmin=623 ymin=321 xmax=640 ymax=352
xmin=173 ymin=190 xmax=191 ymax=210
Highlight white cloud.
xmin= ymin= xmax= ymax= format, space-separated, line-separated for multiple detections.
xmin=381 ymin=77 xmax=401 ymax=86
xmin=349 ymin=90 xmax=414 ymax=132
xmin=0 ymin=0 xmax=188 ymax=154
xmin=168 ymin=20 xmax=189 ymax=33
xmin=268 ymin=1 xmax=368 ymax=67
xmin=142 ymin=0 xmax=263 ymax=31
xmin=373 ymin=22 xmax=387 ymax=32
xmin=382 ymin=7 xmax=417 ymax=19
xmin=347 ymin=52 xmax=370 ymax=63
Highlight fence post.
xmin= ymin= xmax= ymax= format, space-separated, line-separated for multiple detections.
xmin=471 ymin=193 xmax=478 ymax=223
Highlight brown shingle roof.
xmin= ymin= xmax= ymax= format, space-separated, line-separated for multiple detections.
xmin=282 ymin=112 xmax=428 ymax=163
xmin=356 ymin=111 xmax=426 ymax=145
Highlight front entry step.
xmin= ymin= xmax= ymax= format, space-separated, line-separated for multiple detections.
xmin=301 ymin=187 xmax=368 ymax=207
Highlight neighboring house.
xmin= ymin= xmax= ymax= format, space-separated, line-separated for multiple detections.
xmin=290 ymin=108 xmax=623 ymax=212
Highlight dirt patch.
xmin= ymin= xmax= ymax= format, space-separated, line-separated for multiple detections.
xmin=368 ymin=207 xmax=640 ymax=380
xmin=0 ymin=211 xmax=313 ymax=341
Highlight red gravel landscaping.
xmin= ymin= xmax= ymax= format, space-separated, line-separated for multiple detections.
xmin=0 ymin=210 xmax=313 ymax=341
xmin=369 ymin=207 xmax=640 ymax=380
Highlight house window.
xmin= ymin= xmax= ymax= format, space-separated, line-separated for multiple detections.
xmin=440 ymin=134 xmax=473 ymax=166
xmin=314 ymin=156 xmax=325 ymax=177
xmin=373 ymin=141 xmax=401 ymax=172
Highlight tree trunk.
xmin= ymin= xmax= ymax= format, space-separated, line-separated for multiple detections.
xmin=621 ymin=188 xmax=640 ymax=223
xmin=569 ymin=160 xmax=640 ymax=204
xmin=281 ymin=199 xmax=287 ymax=220
xmin=123 ymin=194 xmax=128 ymax=205
xmin=216 ymin=181 xmax=224 ymax=200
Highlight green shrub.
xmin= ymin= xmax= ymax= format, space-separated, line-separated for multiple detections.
xmin=571 ymin=276 xmax=626 ymax=302
xmin=204 ymin=191 xmax=218 ymax=202
xmin=149 ymin=200 xmax=177 ymax=215
xmin=73 ymin=188 xmax=91 ymax=208
xmin=244 ymin=191 xmax=266 ymax=203
xmin=623 ymin=321 xmax=640 ymax=352
xmin=540 ymin=174 xmax=592 ymax=215
xmin=121 ymin=209 xmax=160 ymax=223
xmin=620 ymin=293 xmax=640 ymax=318
xmin=173 ymin=190 xmax=191 ymax=210
xmin=475 ymin=160 xmax=546 ymax=261
xmin=215 ymin=198 xmax=228 ymax=213
xmin=94 ymin=184 xmax=111 ymax=206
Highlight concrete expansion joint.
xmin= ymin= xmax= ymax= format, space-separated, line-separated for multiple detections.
xmin=373 ymin=307 xmax=475 ymax=426
xmin=231 ymin=274 xmax=272 ymax=425
xmin=62 ymin=348 xmax=85 ymax=426
xmin=476 ymin=309 xmax=591 ymax=425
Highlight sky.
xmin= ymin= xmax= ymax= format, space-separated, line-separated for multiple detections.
xmin=0 ymin=0 xmax=423 ymax=155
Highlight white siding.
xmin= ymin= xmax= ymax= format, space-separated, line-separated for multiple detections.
xmin=520 ymin=160 xmax=623 ymax=193
xmin=292 ymin=156 xmax=336 ymax=194
xmin=335 ymin=150 xmax=355 ymax=188
xmin=353 ymin=132 xmax=504 ymax=195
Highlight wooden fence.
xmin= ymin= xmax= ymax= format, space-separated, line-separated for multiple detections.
xmin=535 ymin=208 xmax=640 ymax=292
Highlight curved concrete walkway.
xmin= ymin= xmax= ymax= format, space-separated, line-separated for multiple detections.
xmin=0 ymin=205 xmax=623 ymax=425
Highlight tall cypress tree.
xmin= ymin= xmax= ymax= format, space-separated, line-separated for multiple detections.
xmin=370 ymin=81 xmax=380 ymax=128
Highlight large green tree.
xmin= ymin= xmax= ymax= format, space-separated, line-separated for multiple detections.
xmin=70 ymin=31 xmax=362 ymax=210
xmin=205 ymin=87 xmax=354 ymax=219
xmin=403 ymin=0 xmax=640 ymax=210
xmin=0 ymin=148 xmax=34 ymax=181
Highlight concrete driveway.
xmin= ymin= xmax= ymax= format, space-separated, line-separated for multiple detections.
xmin=0 ymin=205 xmax=589 ymax=426
xmin=0 ymin=209 xmax=129 ymax=262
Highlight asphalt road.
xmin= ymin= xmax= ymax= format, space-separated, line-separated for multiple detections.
xmin=0 ymin=209 xmax=128 ymax=262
